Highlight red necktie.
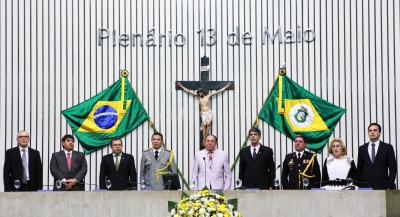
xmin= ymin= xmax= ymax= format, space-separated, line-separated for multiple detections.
xmin=67 ymin=153 xmax=72 ymax=171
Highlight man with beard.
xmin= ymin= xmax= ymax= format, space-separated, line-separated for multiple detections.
xmin=177 ymin=82 xmax=231 ymax=140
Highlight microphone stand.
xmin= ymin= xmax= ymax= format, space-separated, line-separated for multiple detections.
xmin=76 ymin=183 xmax=99 ymax=190
xmin=258 ymin=165 xmax=281 ymax=190
xmin=311 ymin=181 xmax=331 ymax=188
xmin=233 ymin=186 xmax=246 ymax=190
xmin=123 ymin=181 xmax=138 ymax=190
xmin=203 ymin=157 xmax=207 ymax=189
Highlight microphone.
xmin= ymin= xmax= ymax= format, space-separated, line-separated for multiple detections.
xmin=233 ymin=185 xmax=245 ymax=190
xmin=258 ymin=165 xmax=281 ymax=189
xmin=203 ymin=157 xmax=207 ymax=187
xmin=122 ymin=181 xmax=138 ymax=190
xmin=123 ymin=181 xmax=138 ymax=184
xmin=76 ymin=183 xmax=99 ymax=190
xmin=311 ymin=180 xmax=331 ymax=188
xmin=352 ymin=181 xmax=371 ymax=188
xmin=203 ymin=157 xmax=207 ymax=189
xmin=124 ymin=187 xmax=137 ymax=190
xmin=341 ymin=185 xmax=356 ymax=190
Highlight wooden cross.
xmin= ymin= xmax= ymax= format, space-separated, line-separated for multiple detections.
xmin=176 ymin=56 xmax=234 ymax=150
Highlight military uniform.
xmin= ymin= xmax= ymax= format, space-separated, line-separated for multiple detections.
xmin=281 ymin=151 xmax=321 ymax=189
xmin=140 ymin=147 xmax=177 ymax=190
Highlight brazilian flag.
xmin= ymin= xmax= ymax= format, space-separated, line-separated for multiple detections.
xmin=62 ymin=77 xmax=149 ymax=154
xmin=258 ymin=71 xmax=346 ymax=153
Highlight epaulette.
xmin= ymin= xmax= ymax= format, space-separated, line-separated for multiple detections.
xmin=143 ymin=148 xmax=151 ymax=152
xmin=163 ymin=148 xmax=171 ymax=152
xmin=286 ymin=152 xmax=293 ymax=155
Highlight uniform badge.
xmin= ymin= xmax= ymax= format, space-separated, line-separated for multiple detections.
xmin=288 ymin=159 xmax=294 ymax=170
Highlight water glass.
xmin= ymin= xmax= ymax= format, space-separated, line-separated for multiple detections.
xmin=273 ymin=179 xmax=279 ymax=190
xmin=14 ymin=180 xmax=21 ymax=190
xmin=303 ymin=178 xmax=309 ymax=189
xmin=190 ymin=179 xmax=197 ymax=190
xmin=56 ymin=180 xmax=62 ymax=191
xmin=140 ymin=180 xmax=146 ymax=190
xmin=236 ymin=179 xmax=242 ymax=188
xmin=105 ymin=180 xmax=112 ymax=190
xmin=346 ymin=178 xmax=353 ymax=186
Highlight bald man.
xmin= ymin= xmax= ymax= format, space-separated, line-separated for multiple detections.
xmin=4 ymin=131 xmax=43 ymax=191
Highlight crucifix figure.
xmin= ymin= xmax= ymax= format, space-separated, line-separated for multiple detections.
xmin=176 ymin=56 xmax=234 ymax=148
xmin=177 ymin=82 xmax=232 ymax=140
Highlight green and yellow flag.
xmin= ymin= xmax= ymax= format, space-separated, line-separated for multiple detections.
xmin=62 ymin=77 xmax=149 ymax=153
xmin=258 ymin=71 xmax=346 ymax=153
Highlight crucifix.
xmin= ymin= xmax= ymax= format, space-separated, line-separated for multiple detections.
xmin=176 ymin=56 xmax=234 ymax=149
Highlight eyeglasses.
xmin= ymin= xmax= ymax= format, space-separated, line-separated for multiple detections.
xmin=17 ymin=136 xmax=30 ymax=139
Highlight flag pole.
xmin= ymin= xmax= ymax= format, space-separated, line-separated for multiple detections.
xmin=230 ymin=68 xmax=285 ymax=171
xmin=121 ymin=69 xmax=190 ymax=189
xmin=148 ymin=119 xmax=190 ymax=190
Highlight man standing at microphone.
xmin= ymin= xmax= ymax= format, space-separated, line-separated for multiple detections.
xmin=99 ymin=138 xmax=137 ymax=190
xmin=191 ymin=135 xmax=231 ymax=190
xmin=239 ymin=128 xmax=275 ymax=190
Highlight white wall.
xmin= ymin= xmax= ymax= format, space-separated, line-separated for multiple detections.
xmin=1 ymin=0 xmax=399 ymax=191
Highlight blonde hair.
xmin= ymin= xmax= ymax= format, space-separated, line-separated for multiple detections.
xmin=328 ymin=138 xmax=347 ymax=155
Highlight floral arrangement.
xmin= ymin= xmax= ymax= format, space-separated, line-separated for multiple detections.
xmin=168 ymin=188 xmax=242 ymax=217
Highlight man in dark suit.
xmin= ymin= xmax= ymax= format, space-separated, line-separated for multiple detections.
xmin=3 ymin=131 xmax=43 ymax=192
xmin=50 ymin=134 xmax=87 ymax=191
xmin=239 ymin=128 xmax=275 ymax=190
xmin=357 ymin=123 xmax=397 ymax=190
xmin=99 ymin=138 xmax=137 ymax=190
xmin=281 ymin=134 xmax=321 ymax=190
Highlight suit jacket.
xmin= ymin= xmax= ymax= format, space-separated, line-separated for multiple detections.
xmin=140 ymin=148 xmax=177 ymax=190
xmin=192 ymin=149 xmax=232 ymax=190
xmin=99 ymin=152 xmax=137 ymax=190
xmin=50 ymin=150 xmax=88 ymax=191
xmin=357 ymin=141 xmax=397 ymax=189
xmin=281 ymin=151 xmax=321 ymax=189
xmin=3 ymin=146 xmax=43 ymax=192
xmin=239 ymin=145 xmax=275 ymax=189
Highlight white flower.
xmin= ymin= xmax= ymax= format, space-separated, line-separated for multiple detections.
xmin=216 ymin=194 xmax=220 ymax=199
xmin=217 ymin=213 xmax=223 ymax=217
xmin=228 ymin=204 xmax=234 ymax=210
xmin=200 ymin=197 xmax=208 ymax=203
xmin=178 ymin=210 xmax=184 ymax=215
xmin=209 ymin=198 xmax=215 ymax=202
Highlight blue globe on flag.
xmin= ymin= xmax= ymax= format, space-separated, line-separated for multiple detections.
xmin=94 ymin=105 xmax=118 ymax=129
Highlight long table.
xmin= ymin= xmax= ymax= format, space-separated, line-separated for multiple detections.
xmin=0 ymin=190 xmax=399 ymax=217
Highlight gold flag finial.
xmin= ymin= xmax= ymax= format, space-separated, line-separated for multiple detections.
xmin=121 ymin=69 xmax=129 ymax=77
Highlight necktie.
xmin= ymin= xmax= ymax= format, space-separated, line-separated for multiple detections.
xmin=297 ymin=153 xmax=301 ymax=159
xmin=115 ymin=154 xmax=119 ymax=171
xmin=155 ymin=151 xmax=159 ymax=160
xmin=252 ymin=148 xmax=257 ymax=160
xmin=371 ymin=143 xmax=376 ymax=164
xmin=22 ymin=149 xmax=28 ymax=182
xmin=67 ymin=153 xmax=72 ymax=171
xmin=208 ymin=151 xmax=213 ymax=168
